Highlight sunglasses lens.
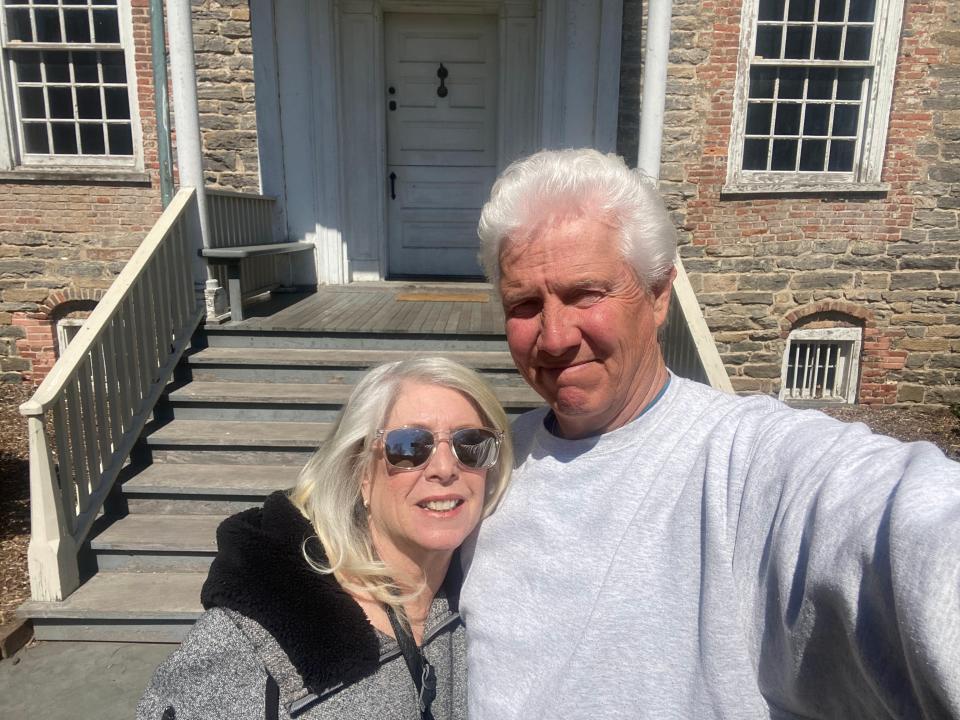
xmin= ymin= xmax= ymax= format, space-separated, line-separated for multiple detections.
xmin=451 ymin=428 xmax=500 ymax=469
xmin=383 ymin=428 xmax=434 ymax=469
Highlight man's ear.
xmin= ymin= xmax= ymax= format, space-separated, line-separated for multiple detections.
xmin=652 ymin=266 xmax=676 ymax=328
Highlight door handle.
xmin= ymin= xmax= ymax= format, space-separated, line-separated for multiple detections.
xmin=389 ymin=172 xmax=397 ymax=200
xmin=436 ymin=63 xmax=448 ymax=98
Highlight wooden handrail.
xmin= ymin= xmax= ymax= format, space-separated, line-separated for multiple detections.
xmin=19 ymin=187 xmax=205 ymax=601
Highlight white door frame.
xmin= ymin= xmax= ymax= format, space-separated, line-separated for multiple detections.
xmin=252 ymin=0 xmax=623 ymax=284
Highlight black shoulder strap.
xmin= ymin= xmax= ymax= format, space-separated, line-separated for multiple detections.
xmin=385 ymin=605 xmax=436 ymax=720
xmin=265 ymin=673 xmax=280 ymax=720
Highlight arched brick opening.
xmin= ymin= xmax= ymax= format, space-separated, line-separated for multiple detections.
xmin=12 ymin=289 xmax=105 ymax=384
xmin=780 ymin=301 xmax=904 ymax=405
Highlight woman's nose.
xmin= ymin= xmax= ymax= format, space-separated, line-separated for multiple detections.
xmin=425 ymin=438 xmax=458 ymax=482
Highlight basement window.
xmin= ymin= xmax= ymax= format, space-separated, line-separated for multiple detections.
xmin=779 ymin=327 xmax=862 ymax=404
xmin=55 ymin=317 xmax=84 ymax=356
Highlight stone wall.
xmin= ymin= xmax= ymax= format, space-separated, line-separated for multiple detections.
xmin=648 ymin=0 xmax=959 ymax=405
xmin=192 ymin=0 xmax=259 ymax=191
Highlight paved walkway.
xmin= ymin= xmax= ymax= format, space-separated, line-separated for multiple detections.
xmin=0 ymin=640 xmax=176 ymax=719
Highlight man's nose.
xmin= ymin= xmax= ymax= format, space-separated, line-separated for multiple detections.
xmin=537 ymin=303 xmax=580 ymax=356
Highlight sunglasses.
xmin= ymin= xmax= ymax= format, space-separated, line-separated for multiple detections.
xmin=374 ymin=426 xmax=503 ymax=471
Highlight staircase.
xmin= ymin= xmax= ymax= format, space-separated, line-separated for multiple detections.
xmin=22 ymin=320 xmax=542 ymax=642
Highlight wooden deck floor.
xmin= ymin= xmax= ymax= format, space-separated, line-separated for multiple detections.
xmin=215 ymin=283 xmax=506 ymax=335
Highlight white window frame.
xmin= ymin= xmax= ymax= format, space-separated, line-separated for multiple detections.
xmin=725 ymin=0 xmax=904 ymax=194
xmin=55 ymin=316 xmax=84 ymax=356
xmin=0 ymin=0 xmax=143 ymax=172
xmin=779 ymin=326 xmax=862 ymax=404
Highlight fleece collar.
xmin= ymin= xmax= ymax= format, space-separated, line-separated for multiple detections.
xmin=201 ymin=491 xmax=381 ymax=695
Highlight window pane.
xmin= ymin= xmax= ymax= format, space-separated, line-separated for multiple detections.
xmin=48 ymin=87 xmax=74 ymax=119
xmin=756 ymin=26 xmax=783 ymax=58
xmin=93 ymin=0 xmax=118 ymax=4
xmin=104 ymin=88 xmax=129 ymax=119
xmin=758 ymin=0 xmax=785 ymax=20
xmin=746 ymin=103 xmax=773 ymax=134
xmin=743 ymin=138 xmax=769 ymax=169
xmin=787 ymin=0 xmax=815 ymax=21
xmin=36 ymin=9 xmax=63 ymax=42
xmin=6 ymin=8 xmax=33 ymax=41
xmin=101 ymin=52 xmax=126 ymax=83
xmin=44 ymin=52 xmax=71 ymax=83
xmin=23 ymin=123 xmax=50 ymax=153
xmin=815 ymin=26 xmax=843 ymax=59
xmin=799 ymin=139 xmax=827 ymax=170
xmin=107 ymin=124 xmax=133 ymax=155
xmin=93 ymin=10 xmax=120 ymax=43
xmin=774 ymin=103 xmax=801 ymax=135
xmin=844 ymin=27 xmax=872 ymax=60
xmin=64 ymin=0 xmax=91 ymax=5
xmin=12 ymin=51 xmax=42 ymax=82
xmin=771 ymin=139 xmax=798 ymax=170
xmin=19 ymin=87 xmax=46 ymax=119
xmin=828 ymin=140 xmax=855 ymax=171
xmin=80 ymin=124 xmax=106 ymax=154
xmin=76 ymin=87 xmax=102 ymax=119
xmin=74 ymin=52 xmax=99 ymax=83
xmin=818 ymin=0 xmax=845 ymax=21
xmin=52 ymin=123 xmax=78 ymax=154
xmin=808 ymin=68 xmax=835 ymax=99
xmin=784 ymin=25 xmax=812 ymax=59
xmin=779 ymin=68 xmax=805 ymax=98
xmin=849 ymin=0 xmax=876 ymax=22
xmin=64 ymin=10 xmax=92 ymax=43
xmin=803 ymin=104 xmax=830 ymax=135
xmin=34 ymin=0 xmax=59 ymax=4
xmin=750 ymin=67 xmax=777 ymax=98
xmin=836 ymin=69 xmax=865 ymax=100
xmin=832 ymin=104 xmax=860 ymax=136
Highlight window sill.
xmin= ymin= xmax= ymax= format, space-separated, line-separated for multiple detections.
xmin=0 ymin=168 xmax=152 ymax=185
xmin=721 ymin=182 xmax=890 ymax=198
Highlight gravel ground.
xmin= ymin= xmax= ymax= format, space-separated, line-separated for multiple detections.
xmin=0 ymin=383 xmax=957 ymax=627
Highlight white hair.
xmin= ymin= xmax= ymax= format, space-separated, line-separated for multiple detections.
xmin=289 ymin=357 xmax=513 ymax=614
xmin=478 ymin=148 xmax=677 ymax=289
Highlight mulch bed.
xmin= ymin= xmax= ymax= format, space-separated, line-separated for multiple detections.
xmin=0 ymin=384 xmax=957 ymax=625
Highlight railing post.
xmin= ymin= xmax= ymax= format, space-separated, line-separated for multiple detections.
xmin=23 ymin=413 xmax=80 ymax=602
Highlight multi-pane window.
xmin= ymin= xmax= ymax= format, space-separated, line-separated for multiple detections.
xmin=727 ymin=0 xmax=904 ymax=191
xmin=1 ymin=0 xmax=138 ymax=166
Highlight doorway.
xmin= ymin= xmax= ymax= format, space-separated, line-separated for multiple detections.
xmin=384 ymin=13 xmax=499 ymax=278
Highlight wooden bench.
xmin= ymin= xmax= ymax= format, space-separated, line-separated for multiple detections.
xmin=201 ymin=241 xmax=313 ymax=321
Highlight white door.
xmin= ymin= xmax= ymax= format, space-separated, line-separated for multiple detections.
xmin=385 ymin=14 xmax=498 ymax=278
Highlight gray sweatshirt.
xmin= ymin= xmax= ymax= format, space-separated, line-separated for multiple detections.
xmin=461 ymin=376 xmax=960 ymax=719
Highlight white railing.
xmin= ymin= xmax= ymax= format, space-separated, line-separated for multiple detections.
xmin=662 ymin=260 xmax=733 ymax=392
xmin=206 ymin=189 xmax=282 ymax=297
xmin=19 ymin=188 xmax=205 ymax=602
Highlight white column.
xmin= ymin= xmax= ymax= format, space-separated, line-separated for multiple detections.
xmin=637 ymin=0 xmax=672 ymax=180
xmin=166 ymin=0 xmax=211 ymax=287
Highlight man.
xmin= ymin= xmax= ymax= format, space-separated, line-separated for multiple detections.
xmin=460 ymin=149 xmax=960 ymax=719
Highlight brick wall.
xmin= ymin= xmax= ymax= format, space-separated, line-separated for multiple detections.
xmin=645 ymin=0 xmax=959 ymax=405
xmin=1 ymin=0 xmax=163 ymax=383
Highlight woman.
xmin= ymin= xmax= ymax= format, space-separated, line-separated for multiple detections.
xmin=138 ymin=357 xmax=513 ymax=720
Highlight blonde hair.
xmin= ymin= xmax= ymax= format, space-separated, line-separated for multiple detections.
xmin=289 ymin=357 xmax=513 ymax=613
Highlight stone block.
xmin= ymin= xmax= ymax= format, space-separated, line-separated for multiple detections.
xmin=2 ymin=288 xmax=49 ymax=302
xmin=940 ymin=272 xmax=960 ymax=289
xmin=0 ymin=259 xmax=44 ymax=276
xmin=889 ymin=272 xmax=939 ymax=290
xmin=899 ymin=256 xmax=959 ymax=270
xmin=776 ymin=256 xmax=835 ymax=270
xmin=0 ymin=325 xmax=26 ymax=338
xmin=836 ymin=256 xmax=897 ymax=271
xmin=741 ymin=363 xmax=781 ymax=379
xmin=896 ymin=385 xmax=926 ymax=403
xmin=738 ymin=273 xmax=790 ymax=291
xmin=913 ymin=210 xmax=958 ymax=229
xmin=789 ymin=271 xmax=853 ymax=290
xmin=929 ymin=164 xmax=960 ymax=183
xmin=1 ymin=356 xmax=30 ymax=372
xmin=850 ymin=241 xmax=886 ymax=256
xmin=730 ymin=376 xmax=766 ymax=392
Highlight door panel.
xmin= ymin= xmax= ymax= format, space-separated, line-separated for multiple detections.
xmin=385 ymin=13 xmax=497 ymax=277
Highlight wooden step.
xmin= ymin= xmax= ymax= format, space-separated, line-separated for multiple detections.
xmin=122 ymin=463 xmax=300 ymax=496
xmin=21 ymin=571 xmax=204 ymax=642
xmin=91 ymin=514 xmax=221 ymax=554
xmin=144 ymin=419 xmax=331 ymax=447
xmin=187 ymin=346 xmax=519 ymax=369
